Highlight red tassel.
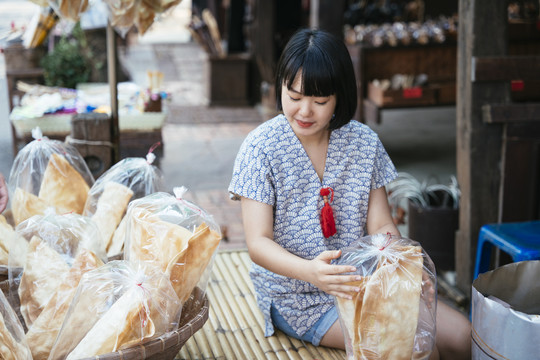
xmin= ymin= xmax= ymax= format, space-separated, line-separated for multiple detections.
xmin=320 ymin=187 xmax=336 ymax=238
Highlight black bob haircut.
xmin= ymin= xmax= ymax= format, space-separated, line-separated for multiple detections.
xmin=275 ymin=28 xmax=358 ymax=130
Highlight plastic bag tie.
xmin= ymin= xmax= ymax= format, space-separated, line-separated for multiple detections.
xmin=174 ymin=186 xmax=204 ymax=216
xmin=32 ymin=126 xmax=43 ymax=140
xmin=146 ymin=141 xmax=161 ymax=164
xmin=135 ymin=277 xmax=152 ymax=329
xmin=379 ymin=232 xmax=393 ymax=251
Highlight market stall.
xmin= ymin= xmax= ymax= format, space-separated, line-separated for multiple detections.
xmin=4 ymin=0 xmax=180 ymax=169
xmin=0 ymin=2 xmax=232 ymax=359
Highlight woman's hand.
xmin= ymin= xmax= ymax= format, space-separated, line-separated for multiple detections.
xmin=422 ymin=270 xmax=436 ymax=308
xmin=306 ymin=250 xmax=363 ymax=299
xmin=0 ymin=173 xmax=8 ymax=214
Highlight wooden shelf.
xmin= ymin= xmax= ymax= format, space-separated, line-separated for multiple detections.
xmin=348 ymin=42 xmax=457 ymax=123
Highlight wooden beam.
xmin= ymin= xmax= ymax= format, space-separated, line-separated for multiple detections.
xmin=483 ymin=103 xmax=540 ymax=123
xmin=499 ymin=124 xmax=540 ymax=221
xmin=472 ymin=56 xmax=540 ymax=82
xmin=362 ymin=98 xmax=381 ymax=124
xmin=107 ymin=21 xmax=119 ymax=164
xmin=456 ymin=0 xmax=507 ymax=294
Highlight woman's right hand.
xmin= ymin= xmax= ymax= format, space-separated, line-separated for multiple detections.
xmin=306 ymin=250 xmax=363 ymax=299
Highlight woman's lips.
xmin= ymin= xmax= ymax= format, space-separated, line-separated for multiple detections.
xmin=297 ymin=119 xmax=313 ymax=128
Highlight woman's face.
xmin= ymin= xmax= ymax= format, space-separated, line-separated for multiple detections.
xmin=281 ymin=71 xmax=336 ymax=140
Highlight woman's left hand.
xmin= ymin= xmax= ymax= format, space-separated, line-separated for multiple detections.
xmin=306 ymin=250 xmax=363 ymax=299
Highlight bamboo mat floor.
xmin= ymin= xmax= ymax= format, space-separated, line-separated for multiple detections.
xmin=176 ymin=249 xmax=347 ymax=360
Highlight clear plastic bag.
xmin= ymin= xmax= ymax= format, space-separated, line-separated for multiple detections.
xmin=83 ymin=152 xmax=165 ymax=257
xmin=48 ymin=260 xmax=182 ymax=359
xmin=334 ymin=233 xmax=437 ymax=360
xmin=0 ymin=215 xmax=28 ymax=268
xmin=0 ymin=290 xmax=32 ymax=360
xmin=7 ymin=128 xmax=94 ymax=226
xmin=142 ymin=0 xmax=182 ymax=13
xmin=9 ymin=212 xmax=106 ymax=329
xmin=49 ymin=0 xmax=90 ymax=22
xmin=102 ymin=0 xmax=138 ymax=37
xmin=103 ymin=0 xmax=182 ymax=36
xmin=25 ymin=248 xmax=104 ymax=360
xmin=123 ymin=187 xmax=222 ymax=304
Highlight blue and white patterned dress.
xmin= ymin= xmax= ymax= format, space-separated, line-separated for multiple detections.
xmin=228 ymin=114 xmax=397 ymax=337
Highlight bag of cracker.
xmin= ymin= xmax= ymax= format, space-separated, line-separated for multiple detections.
xmin=49 ymin=0 xmax=90 ymax=21
xmin=102 ymin=0 xmax=138 ymax=37
xmin=123 ymin=186 xmax=222 ymax=304
xmin=9 ymin=211 xmax=106 ymax=330
xmin=83 ymin=148 xmax=165 ymax=258
xmin=334 ymin=233 xmax=437 ymax=360
xmin=7 ymin=127 xmax=94 ymax=226
xmin=48 ymin=260 xmax=182 ymax=359
xmin=0 ymin=290 xmax=32 ymax=360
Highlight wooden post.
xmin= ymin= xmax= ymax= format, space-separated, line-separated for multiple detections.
xmin=316 ymin=0 xmax=347 ymax=39
xmin=107 ymin=20 xmax=120 ymax=163
xmin=251 ymin=1 xmax=275 ymax=83
xmin=310 ymin=0 xmax=319 ymax=28
xmin=455 ymin=0 xmax=508 ymax=293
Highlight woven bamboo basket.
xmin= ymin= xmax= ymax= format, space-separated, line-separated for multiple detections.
xmin=0 ymin=280 xmax=209 ymax=360
xmin=0 ymin=265 xmax=20 ymax=282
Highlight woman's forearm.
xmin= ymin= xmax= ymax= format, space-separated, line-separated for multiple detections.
xmin=247 ymin=234 xmax=312 ymax=282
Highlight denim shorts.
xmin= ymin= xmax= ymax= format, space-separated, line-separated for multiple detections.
xmin=270 ymin=303 xmax=338 ymax=346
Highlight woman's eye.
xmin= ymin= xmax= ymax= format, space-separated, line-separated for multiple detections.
xmin=289 ymin=96 xmax=300 ymax=101
xmin=315 ymin=100 xmax=328 ymax=105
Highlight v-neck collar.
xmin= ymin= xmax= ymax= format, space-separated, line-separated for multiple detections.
xmin=283 ymin=116 xmax=334 ymax=185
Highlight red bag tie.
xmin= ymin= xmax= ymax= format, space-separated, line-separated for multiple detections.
xmin=379 ymin=232 xmax=393 ymax=250
xmin=320 ymin=187 xmax=336 ymax=238
xmin=147 ymin=141 xmax=161 ymax=155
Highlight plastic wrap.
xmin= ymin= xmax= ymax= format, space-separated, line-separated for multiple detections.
xmin=48 ymin=260 xmax=182 ymax=359
xmin=25 ymin=248 xmax=104 ymax=360
xmin=49 ymin=0 xmax=90 ymax=21
xmin=103 ymin=0 xmax=138 ymax=37
xmin=8 ymin=212 xmax=106 ymax=329
xmin=103 ymin=0 xmax=182 ymax=36
xmin=134 ymin=0 xmax=157 ymax=35
xmin=123 ymin=187 xmax=222 ymax=304
xmin=0 ymin=215 xmax=28 ymax=268
xmin=7 ymin=128 xmax=94 ymax=226
xmin=136 ymin=0 xmax=182 ymax=34
xmin=142 ymin=0 xmax=182 ymax=13
xmin=334 ymin=233 xmax=437 ymax=360
xmin=83 ymin=152 xmax=165 ymax=257
xmin=0 ymin=290 xmax=32 ymax=360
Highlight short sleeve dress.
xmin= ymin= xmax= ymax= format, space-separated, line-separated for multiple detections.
xmin=228 ymin=114 xmax=397 ymax=337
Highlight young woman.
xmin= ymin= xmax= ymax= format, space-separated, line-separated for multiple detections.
xmin=229 ymin=28 xmax=471 ymax=359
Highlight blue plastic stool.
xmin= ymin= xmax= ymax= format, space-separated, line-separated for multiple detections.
xmin=473 ymin=220 xmax=540 ymax=280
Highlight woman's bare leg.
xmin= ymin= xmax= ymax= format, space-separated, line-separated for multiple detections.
xmin=319 ymin=320 xmax=346 ymax=349
xmin=435 ymin=301 xmax=472 ymax=360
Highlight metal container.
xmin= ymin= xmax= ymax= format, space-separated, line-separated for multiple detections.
xmin=472 ymin=260 xmax=540 ymax=359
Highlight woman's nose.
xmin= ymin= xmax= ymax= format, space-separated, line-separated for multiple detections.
xmin=298 ymin=100 xmax=312 ymax=117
